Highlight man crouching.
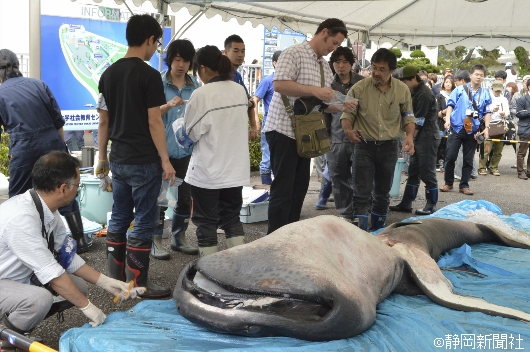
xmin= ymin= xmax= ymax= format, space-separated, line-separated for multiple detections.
xmin=0 ymin=151 xmax=144 ymax=342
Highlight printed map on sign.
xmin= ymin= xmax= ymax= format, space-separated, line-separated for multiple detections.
xmin=59 ymin=24 xmax=127 ymax=105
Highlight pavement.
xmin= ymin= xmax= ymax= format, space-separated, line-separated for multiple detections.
xmin=2 ymin=148 xmax=529 ymax=350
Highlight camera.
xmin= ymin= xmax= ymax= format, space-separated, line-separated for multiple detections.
xmin=472 ymin=111 xmax=479 ymax=119
xmin=474 ymin=132 xmax=484 ymax=144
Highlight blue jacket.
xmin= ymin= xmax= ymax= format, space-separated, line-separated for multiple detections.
xmin=446 ymin=83 xmax=492 ymax=134
xmin=161 ymin=70 xmax=199 ymax=159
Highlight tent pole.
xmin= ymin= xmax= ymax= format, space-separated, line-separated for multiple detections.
xmin=29 ymin=0 xmax=41 ymax=79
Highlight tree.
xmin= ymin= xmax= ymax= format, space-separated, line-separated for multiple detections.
xmin=410 ymin=49 xmax=426 ymax=58
xmin=514 ymin=46 xmax=530 ymax=76
xmin=397 ymin=57 xmax=441 ymax=73
xmin=391 ymin=48 xmax=402 ymax=58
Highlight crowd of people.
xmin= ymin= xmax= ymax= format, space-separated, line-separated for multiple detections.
xmin=2 ymin=12 xmax=530 ymax=349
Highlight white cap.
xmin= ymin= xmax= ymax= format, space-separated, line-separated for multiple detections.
xmin=506 ymin=62 xmax=513 ymax=67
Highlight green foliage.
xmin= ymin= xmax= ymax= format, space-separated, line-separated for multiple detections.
xmin=248 ymin=114 xmax=263 ymax=171
xmin=397 ymin=57 xmax=441 ymax=73
xmin=410 ymin=49 xmax=426 ymax=58
xmin=438 ymin=45 xmax=505 ymax=75
xmin=514 ymin=46 xmax=530 ymax=77
xmin=0 ymin=130 xmax=9 ymax=177
xmin=390 ymin=48 xmax=402 ymax=58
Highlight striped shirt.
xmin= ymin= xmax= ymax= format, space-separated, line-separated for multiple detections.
xmin=0 ymin=190 xmax=85 ymax=285
xmin=263 ymin=41 xmax=334 ymax=139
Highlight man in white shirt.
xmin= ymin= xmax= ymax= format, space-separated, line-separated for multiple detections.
xmin=0 ymin=151 xmax=143 ymax=345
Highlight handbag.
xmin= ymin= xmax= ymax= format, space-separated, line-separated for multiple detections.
xmin=489 ymin=120 xmax=507 ymax=137
xmin=281 ymin=61 xmax=331 ymax=158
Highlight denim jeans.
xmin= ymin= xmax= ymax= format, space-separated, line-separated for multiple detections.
xmin=444 ymin=128 xmax=477 ymax=189
xmin=107 ymin=161 xmax=162 ymax=242
xmin=265 ymin=131 xmax=310 ymax=234
xmin=327 ymin=142 xmax=354 ymax=217
xmin=352 ymin=141 xmax=399 ymax=216
xmin=259 ymin=132 xmax=271 ymax=175
xmin=406 ymin=137 xmax=439 ymax=189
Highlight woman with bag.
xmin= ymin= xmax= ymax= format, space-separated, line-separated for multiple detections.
xmin=175 ymin=45 xmax=249 ymax=256
xmin=478 ymin=82 xmax=509 ymax=176
xmin=435 ymin=75 xmax=455 ymax=171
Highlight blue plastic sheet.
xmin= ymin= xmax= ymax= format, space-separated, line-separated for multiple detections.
xmin=60 ymin=201 xmax=530 ymax=351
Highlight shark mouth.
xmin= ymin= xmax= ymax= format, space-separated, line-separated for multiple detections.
xmin=180 ymin=262 xmax=333 ymax=322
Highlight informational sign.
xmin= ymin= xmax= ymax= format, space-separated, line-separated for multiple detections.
xmin=262 ymin=27 xmax=307 ymax=77
xmin=41 ymin=2 xmax=171 ymax=130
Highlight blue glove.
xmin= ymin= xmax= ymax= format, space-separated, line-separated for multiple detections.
xmin=172 ymin=118 xmax=194 ymax=149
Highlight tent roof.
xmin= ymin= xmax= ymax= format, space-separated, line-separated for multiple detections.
xmin=80 ymin=0 xmax=530 ymax=50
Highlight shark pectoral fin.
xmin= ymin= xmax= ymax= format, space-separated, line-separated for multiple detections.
xmin=484 ymin=225 xmax=530 ymax=249
xmin=392 ymin=243 xmax=530 ymax=322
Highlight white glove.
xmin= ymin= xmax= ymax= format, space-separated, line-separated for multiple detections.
xmin=79 ymin=300 xmax=106 ymax=327
xmin=97 ymin=174 xmax=112 ymax=192
xmin=96 ymin=274 xmax=146 ymax=305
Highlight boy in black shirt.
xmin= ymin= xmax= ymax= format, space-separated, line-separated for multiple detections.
xmin=97 ymin=14 xmax=176 ymax=298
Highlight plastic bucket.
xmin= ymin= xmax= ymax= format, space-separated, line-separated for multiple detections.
xmin=389 ymin=158 xmax=405 ymax=198
xmin=78 ymin=176 xmax=114 ymax=224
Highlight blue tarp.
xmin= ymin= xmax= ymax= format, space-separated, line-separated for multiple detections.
xmin=60 ymin=201 xmax=530 ymax=351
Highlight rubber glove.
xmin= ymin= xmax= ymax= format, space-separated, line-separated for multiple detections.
xmin=96 ymin=274 xmax=146 ymax=305
xmin=172 ymin=118 xmax=194 ymax=149
xmin=79 ymin=300 xmax=106 ymax=327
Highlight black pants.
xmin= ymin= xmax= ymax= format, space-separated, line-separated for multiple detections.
xmin=190 ymin=185 xmax=243 ymax=247
xmin=265 ymin=131 xmax=310 ymax=234
xmin=170 ymin=155 xmax=191 ymax=215
xmin=352 ymin=140 xmax=399 ymax=216
xmin=444 ymin=128 xmax=477 ymax=189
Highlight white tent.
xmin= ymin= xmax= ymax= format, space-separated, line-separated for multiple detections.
xmin=73 ymin=0 xmax=530 ymax=50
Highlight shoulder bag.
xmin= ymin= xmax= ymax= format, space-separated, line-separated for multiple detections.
xmin=488 ymin=102 xmax=509 ymax=137
xmin=281 ymin=61 xmax=331 ymax=158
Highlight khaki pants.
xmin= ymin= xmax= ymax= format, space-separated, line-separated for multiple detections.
xmin=479 ymin=137 xmax=504 ymax=172
xmin=517 ymin=137 xmax=530 ymax=173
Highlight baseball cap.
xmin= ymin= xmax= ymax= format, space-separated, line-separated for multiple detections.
xmin=400 ymin=65 xmax=418 ymax=80
xmin=506 ymin=62 xmax=513 ymax=67
xmin=491 ymin=82 xmax=503 ymax=91
xmin=523 ymin=75 xmax=530 ymax=81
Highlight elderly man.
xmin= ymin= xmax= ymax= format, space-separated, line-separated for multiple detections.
xmin=0 ymin=152 xmax=143 ymax=349
xmin=262 ymin=18 xmax=356 ymax=234
xmin=340 ymin=48 xmax=416 ymax=231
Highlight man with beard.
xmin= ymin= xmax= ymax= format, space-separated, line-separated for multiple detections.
xmin=340 ymin=48 xmax=416 ymax=231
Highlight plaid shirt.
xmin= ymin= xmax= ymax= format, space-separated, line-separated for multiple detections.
xmin=262 ymin=41 xmax=334 ymax=139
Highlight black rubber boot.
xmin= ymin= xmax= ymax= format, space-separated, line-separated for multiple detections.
xmin=106 ymin=232 xmax=127 ymax=281
xmin=170 ymin=212 xmax=198 ymax=255
xmin=389 ymin=184 xmax=418 ymax=213
xmin=352 ymin=214 xmax=369 ymax=231
xmin=150 ymin=210 xmax=170 ymax=260
xmin=64 ymin=211 xmax=92 ymax=254
xmin=369 ymin=212 xmax=387 ymax=231
xmin=415 ymin=188 xmax=438 ymax=215
xmin=125 ymin=237 xmax=171 ymax=299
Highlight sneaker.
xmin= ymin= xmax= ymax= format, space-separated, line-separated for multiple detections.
xmin=470 ymin=175 xmax=478 ymax=180
xmin=511 ymin=165 xmax=517 ymax=169
xmin=454 ymin=175 xmax=461 ymax=180
xmin=478 ymin=169 xmax=487 ymax=175
xmin=491 ymin=170 xmax=500 ymax=176
xmin=518 ymin=172 xmax=528 ymax=180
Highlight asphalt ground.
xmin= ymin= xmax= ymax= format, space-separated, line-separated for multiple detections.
xmin=2 ymin=148 xmax=529 ymax=350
